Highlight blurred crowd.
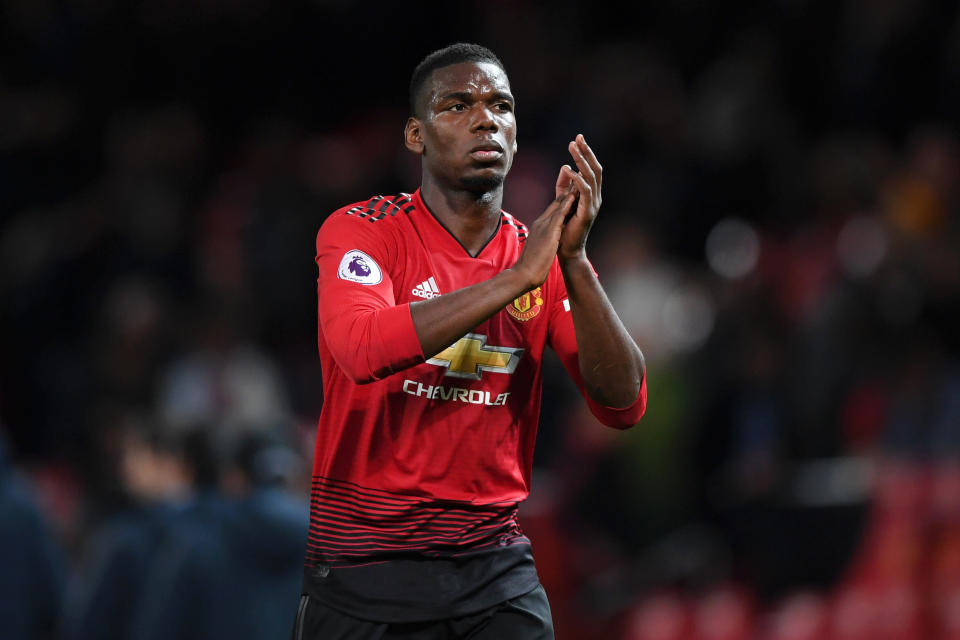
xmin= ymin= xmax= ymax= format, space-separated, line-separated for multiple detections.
xmin=1 ymin=1 xmax=958 ymax=639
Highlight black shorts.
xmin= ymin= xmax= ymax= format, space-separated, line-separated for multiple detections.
xmin=290 ymin=584 xmax=554 ymax=640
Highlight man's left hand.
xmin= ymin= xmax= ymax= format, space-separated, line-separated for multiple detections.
xmin=554 ymin=134 xmax=602 ymax=261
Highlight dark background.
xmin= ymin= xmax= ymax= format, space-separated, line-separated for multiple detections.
xmin=1 ymin=1 xmax=958 ymax=638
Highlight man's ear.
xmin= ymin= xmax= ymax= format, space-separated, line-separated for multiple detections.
xmin=404 ymin=117 xmax=425 ymax=155
xmin=512 ymin=139 xmax=518 ymax=154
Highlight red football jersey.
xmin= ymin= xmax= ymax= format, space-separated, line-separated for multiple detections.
xmin=304 ymin=189 xmax=646 ymax=620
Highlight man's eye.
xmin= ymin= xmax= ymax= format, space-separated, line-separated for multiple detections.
xmin=496 ymin=103 xmax=513 ymax=112
xmin=448 ymin=103 xmax=466 ymax=111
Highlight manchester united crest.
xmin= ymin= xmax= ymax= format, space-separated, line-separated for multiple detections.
xmin=507 ymin=287 xmax=544 ymax=322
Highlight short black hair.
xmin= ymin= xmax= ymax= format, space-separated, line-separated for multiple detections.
xmin=409 ymin=43 xmax=506 ymax=116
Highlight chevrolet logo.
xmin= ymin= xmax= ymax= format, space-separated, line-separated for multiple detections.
xmin=426 ymin=333 xmax=524 ymax=380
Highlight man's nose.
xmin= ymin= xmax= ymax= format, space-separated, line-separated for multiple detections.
xmin=471 ymin=105 xmax=498 ymax=131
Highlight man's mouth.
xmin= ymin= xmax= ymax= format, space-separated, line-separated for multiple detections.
xmin=469 ymin=142 xmax=504 ymax=162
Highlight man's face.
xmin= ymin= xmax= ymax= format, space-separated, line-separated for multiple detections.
xmin=412 ymin=61 xmax=517 ymax=193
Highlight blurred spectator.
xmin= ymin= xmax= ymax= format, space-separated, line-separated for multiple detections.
xmin=62 ymin=411 xmax=189 ymax=640
xmin=157 ymin=305 xmax=292 ymax=434
xmin=218 ymin=427 xmax=308 ymax=640
xmin=126 ymin=425 xmax=239 ymax=640
xmin=106 ymin=422 xmax=307 ymax=640
xmin=0 ymin=431 xmax=66 ymax=640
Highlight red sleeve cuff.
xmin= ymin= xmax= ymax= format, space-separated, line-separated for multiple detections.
xmin=585 ymin=374 xmax=648 ymax=429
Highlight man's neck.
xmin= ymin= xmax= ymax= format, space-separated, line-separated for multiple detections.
xmin=419 ymin=178 xmax=503 ymax=257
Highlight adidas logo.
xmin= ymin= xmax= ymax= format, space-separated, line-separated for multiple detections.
xmin=411 ymin=277 xmax=441 ymax=299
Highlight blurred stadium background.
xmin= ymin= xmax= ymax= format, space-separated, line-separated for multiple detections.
xmin=2 ymin=1 xmax=959 ymax=639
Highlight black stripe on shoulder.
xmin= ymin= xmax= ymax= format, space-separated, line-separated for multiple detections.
xmin=345 ymin=206 xmax=370 ymax=218
xmin=500 ymin=212 xmax=528 ymax=231
xmin=372 ymin=196 xmax=397 ymax=221
xmin=345 ymin=194 xmax=414 ymax=222
xmin=394 ymin=193 xmax=415 ymax=214
xmin=345 ymin=206 xmax=377 ymax=220
xmin=500 ymin=213 xmax=529 ymax=239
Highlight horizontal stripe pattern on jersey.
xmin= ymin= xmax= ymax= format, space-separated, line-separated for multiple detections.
xmin=305 ymin=476 xmax=528 ymax=568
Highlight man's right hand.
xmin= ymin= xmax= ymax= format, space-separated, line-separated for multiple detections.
xmin=510 ymin=189 xmax=578 ymax=290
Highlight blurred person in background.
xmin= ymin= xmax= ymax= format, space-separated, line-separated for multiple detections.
xmin=123 ymin=422 xmax=308 ymax=640
xmin=295 ymin=43 xmax=646 ymax=639
xmin=0 ymin=430 xmax=65 ymax=640
xmin=62 ymin=410 xmax=190 ymax=640
xmin=126 ymin=424 xmax=239 ymax=640
xmin=218 ymin=425 xmax=308 ymax=640
xmin=64 ymin=412 xmax=308 ymax=640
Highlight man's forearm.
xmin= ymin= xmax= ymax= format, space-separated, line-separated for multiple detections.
xmin=560 ymin=255 xmax=645 ymax=408
xmin=410 ymin=268 xmax=533 ymax=358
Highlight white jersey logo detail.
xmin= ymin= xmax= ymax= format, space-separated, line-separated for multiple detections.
xmin=411 ymin=276 xmax=441 ymax=299
xmin=337 ymin=250 xmax=382 ymax=285
xmin=402 ymin=380 xmax=510 ymax=406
